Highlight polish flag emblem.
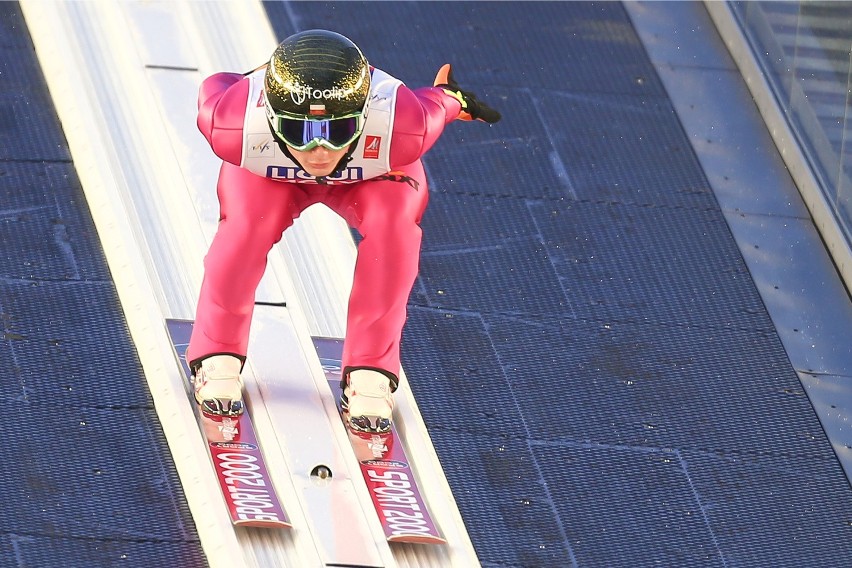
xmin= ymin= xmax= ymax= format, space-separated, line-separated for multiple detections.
xmin=309 ymin=104 xmax=326 ymax=115
xmin=363 ymin=135 xmax=381 ymax=159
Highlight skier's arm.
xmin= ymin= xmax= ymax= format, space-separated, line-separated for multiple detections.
xmin=389 ymin=86 xmax=462 ymax=166
xmin=390 ymin=65 xmax=501 ymax=166
xmin=197 ymin=72 xmax=249 ymax=165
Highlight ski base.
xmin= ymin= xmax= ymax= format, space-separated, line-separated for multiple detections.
xmin=166 ymin=319 xmax=291 ymax=529
xmin=313 ymin=337 xmax=446 ymax=545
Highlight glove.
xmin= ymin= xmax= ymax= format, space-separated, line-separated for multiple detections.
xmin=433 ymin=64 xmax=501 ymax=124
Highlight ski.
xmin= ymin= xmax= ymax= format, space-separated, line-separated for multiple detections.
xmin=166 ymin=319 xmax=291 ymax=529
xmin=312 ymin=337 xmax=445 ymax=544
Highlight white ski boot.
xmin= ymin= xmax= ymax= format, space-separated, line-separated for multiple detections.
xmin=341 ymin=369 xmax=395 ymax=433
xmin=193 ymin=355 xmax=244 ymax=416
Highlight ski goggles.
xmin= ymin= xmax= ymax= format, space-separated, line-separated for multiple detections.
xmin=274 ymin=115 xmax=363 ymax=151
xmin=265 ymin=94 xmax=365 ymax=151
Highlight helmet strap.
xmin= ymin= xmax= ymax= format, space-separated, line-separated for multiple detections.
xmin=329 ymin=142 xmax=359 ymax=177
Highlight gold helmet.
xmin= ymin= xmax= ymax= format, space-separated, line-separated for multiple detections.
xmin=264 ymin=30 xmax=371 ymax=151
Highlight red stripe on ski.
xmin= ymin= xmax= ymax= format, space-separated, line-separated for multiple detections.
xmin=166 ymin=319 xmax=290 ymax=529
xmin=313 ymin=337 xmax=445 ymax=544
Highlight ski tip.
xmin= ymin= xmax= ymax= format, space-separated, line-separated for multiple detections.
xmin=233 ymin=519 xmax=293 ymax=530
xmin=386 ymin=533 xmax=447 ymax=545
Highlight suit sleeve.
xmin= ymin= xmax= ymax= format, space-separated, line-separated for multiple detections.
xmin=197 ymin=72 xmax=250 ymax=166
xmin=389 ymin=85 xmax=463 ymax=168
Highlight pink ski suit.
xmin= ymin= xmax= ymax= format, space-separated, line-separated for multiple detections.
xmin=187 ymin=66 xmax=463 ymax=386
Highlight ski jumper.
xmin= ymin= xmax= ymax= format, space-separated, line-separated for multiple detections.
xmin=187 ymin=67 xmax=462 ymax=385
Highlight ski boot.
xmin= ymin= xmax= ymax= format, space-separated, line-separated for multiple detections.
xmin=341 ymin=369 xmax=396 ymax=433
xmin=193 ymin=354 xmax=244 ymax=416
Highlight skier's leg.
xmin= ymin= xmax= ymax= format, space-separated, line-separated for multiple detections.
xmin=188 ymin=162 xmax=305 ymax=415
xmin=329 ymin=161 xmax=429 ymax=431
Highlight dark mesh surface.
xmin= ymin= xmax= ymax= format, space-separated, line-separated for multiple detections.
xmin=267 ymin=2 xmax=852 ymax=567
xmin=419 ymin=235 xmax=568 ymax=317
xmin=266 ymin=1 xmax=665 ymax=97
xmin=680 ymin=450 xmax=852 ymax=567
xmin=429 ymin=429 xmax=576 ymax=567
xmin=543 ymin=92 xmax=717 ymax=208
xmin=0 ymin=11 xmax=70 ymax=162
xmin=486 ymin=314 xmax=826 ymax=455
xmin=0 ymin=534 xmax=207 ymax=568
xmin=1 ymin=279 xmax=151 ymax=407
xmin=0 ymin=74 xmax=71 ymax=162
xmin=534 ymin=443 xmax=722 ymax=567
xmin=0 ymin=404 xmax=196 ymax=540
xmin=527 ymin=199 xmax=774 ymax=329
xmin=403 ymin=306 xmax=523 ymax=435
xmin=2 ymin=2 xmax=205 ymax=566
xmin=0 ymin=161 xmax=112 ymax=279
